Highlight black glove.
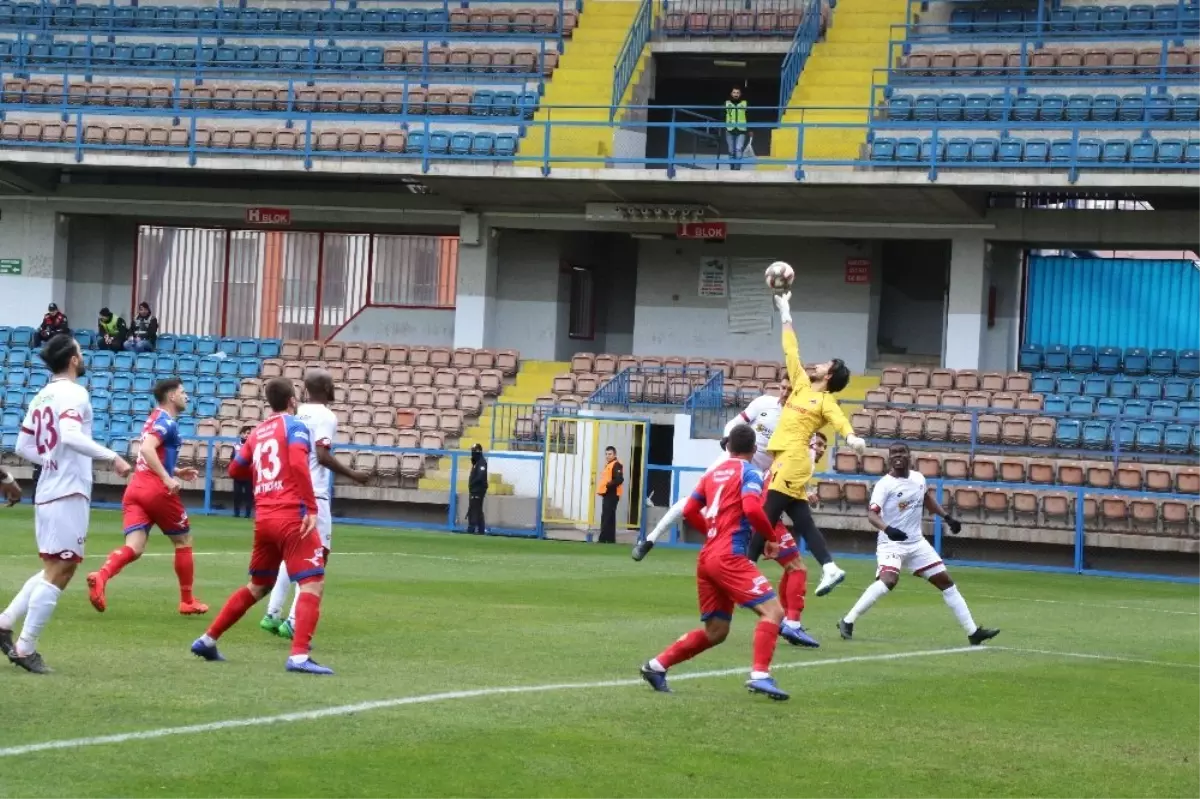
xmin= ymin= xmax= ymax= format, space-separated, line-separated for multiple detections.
xmin=883 ymin=526 xmax=907 ymax=542
xmin=944 ymin=515 xmax=962 ymax=535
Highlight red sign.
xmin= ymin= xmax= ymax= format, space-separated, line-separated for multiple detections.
xmin=677 ymin=221 xmax=727 ymax=241
xmin=245 ymin=207 xmax=291 ymax=226
xmin=845 ymin=258 xmax=871 ymax=284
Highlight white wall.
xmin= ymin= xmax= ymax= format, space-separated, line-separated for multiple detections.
xmin=0 ymin=201 xmax=69 ymax=327
xmin=980 ymin=244 xmax=1022 ymax=372
xmin=492 ymin=229 xmax=563 ymax=360
xmin=64 ymin=216 xmax=136 ymax=322
xmin=633 ymin=237 xmax=879 ymax=371
xmin=332 ymin=306 xmax=454 ymax=346
xmin=671 ymin=412 xmax=723 ymax=500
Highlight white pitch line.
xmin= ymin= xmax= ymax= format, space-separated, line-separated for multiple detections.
xmin=0 ymin=646 xmax=983 ymax=758
xmin=992 ymin=646 xmax=1200 ymax=670
xmin=978 ymin=593 xmax=1200 ymax=617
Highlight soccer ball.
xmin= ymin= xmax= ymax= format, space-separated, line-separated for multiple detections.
xmin=765 ymin=261 xmax=794 ymax=292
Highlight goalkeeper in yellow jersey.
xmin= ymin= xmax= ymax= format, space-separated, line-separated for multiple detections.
xmin=753 ymin=290 xmax=867 ymax=598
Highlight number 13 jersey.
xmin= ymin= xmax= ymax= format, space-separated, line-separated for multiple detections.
xmin=20 ymin=378 xmax=95 ymax=504
xmin=231 ymin=413 xmax=318 ymax=520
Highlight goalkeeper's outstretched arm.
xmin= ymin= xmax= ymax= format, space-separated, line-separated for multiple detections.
xmin=773 ymin=292 xmax=810 ymax=391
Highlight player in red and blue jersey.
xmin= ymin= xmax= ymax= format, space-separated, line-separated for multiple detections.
xmin=640 ymin=423 xmax=799 ymax=701
xmin=88 ymin=378 xmax=207 ymax=615
xmin=190 ymin=377 xmax=333 ymax=675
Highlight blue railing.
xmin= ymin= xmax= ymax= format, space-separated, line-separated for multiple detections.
xmin=589 ymin=366 xmax=721 ymax=407
xmin=683 ymin=370 xmax=725 ymax=438
xmin=610 ymin=0 xmax=653 ymax=117
xmin=488 ymin=402 xmax=581 ymax=451
xmin=777 ymin=0 xmax=821 ymax=110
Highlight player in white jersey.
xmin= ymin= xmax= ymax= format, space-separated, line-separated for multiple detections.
xmin=631 ymin=382 xmax=789 ymax=561
xmin=0 ymin=335 xmax=132 ymax=673
xmin=837 ymin=442 xmax=999 ymax=646
xmin=261 ymin=368 xmax=368 ymax=640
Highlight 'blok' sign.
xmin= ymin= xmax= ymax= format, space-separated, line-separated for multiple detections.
xmin=245 ymin=207 xmax=292 ymax=226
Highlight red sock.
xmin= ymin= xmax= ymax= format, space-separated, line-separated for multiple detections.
xmin=205 ymin=586 xmax=258 ymax=640
xmin=656 ymin=628 xmax=714 ymax=669
xmin=785 ymin=569 xmax=807 ymax=622
xmin=99 ymin=545 xmax=138 ymax=580
xmin=174 ymin=547 xmax=195 ymax=603
xmin=290 ymin=591 xmax=321 ymax=657
xmin=752 ymin=619 xmax=780 ymax=674
xmin=778 ymin=571 xmax=792 ymax=617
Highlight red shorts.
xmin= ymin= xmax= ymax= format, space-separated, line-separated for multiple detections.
xmin=248 ymin=515 xmax=326 ymax=587
xmin=123 ymin=482 xmax=190 ymax=536
xmin=696 ymin=551 xmax=776 ymax=621
xmin=772 ymin=527 xmax=801 ymax=567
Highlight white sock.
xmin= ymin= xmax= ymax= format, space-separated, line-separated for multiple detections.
xmin=15 ymin=579 xmax=61 ymax=657
xmin=0 ymin=572 xmax=44 ymax=630
xmin=199 ymin=633 xmax=216 ymax=646
xmin=286 ymin=588 xmax=301 ymax=626
xmin=266 ymin=564 xmax=291 ymax=618
xmin=749 ymin=670 xmax=770 ymax=680
xmin=288 ymin=653 xmax=309 ymax=664
xmin=941 ymin=585 xmax=977 ymax=634
xmin=843 ymin=580 xmax=890 ymax=624
xmin=646 ymin=497 xmax=687 ymax=544
xmin=647 ymin=658 xmax=665 ymax=672
xmin=783 ymin=618 xmax=803 ymax=630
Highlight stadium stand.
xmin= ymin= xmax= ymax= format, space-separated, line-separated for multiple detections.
xmin=655 ymin=0 xmax=831 ymax=40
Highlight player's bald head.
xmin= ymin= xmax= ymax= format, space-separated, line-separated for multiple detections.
xmin=264 ymin=377 xmax=295 ymax=412
xmin=304 ymin=368 xmax=335 ymax=404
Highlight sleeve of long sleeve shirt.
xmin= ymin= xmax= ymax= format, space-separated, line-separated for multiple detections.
xmin=228 ymin=437 xmax=253 ymax=481
xmin=781 ymin=328 xmax=810 ymax=391
xmin=822 ymin=394 xmax=856 ymax=440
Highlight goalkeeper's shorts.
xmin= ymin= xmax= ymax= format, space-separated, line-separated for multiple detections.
xmin=767 ymin=452 xmax=814 ymax=501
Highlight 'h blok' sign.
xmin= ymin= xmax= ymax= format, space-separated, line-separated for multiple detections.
xmin=245 ymin=207 xmax=292 ymax=226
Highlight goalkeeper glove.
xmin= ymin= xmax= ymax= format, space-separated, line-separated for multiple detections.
xmin=773 ymin=291 xmax=792 ymax=325
xmin=846 ymin=435 xmax=866 ymax=455
xmin=883 ymin=526 xmax=908 ymax=542
xmin=943 ymin=515 xmax=962 ymax=535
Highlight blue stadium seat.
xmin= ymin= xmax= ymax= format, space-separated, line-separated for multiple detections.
xmin=113 ymin=352 xmax=135 ymax=372
xmin=1069 ymin=345 xmax=1096 ymax=373
xmin=1193 ymin=426 xmax=1200 ymax=454
xmin=969 ymin=138 xmax=998 ymax=162
xmin=1023 ymin=138 xmax=1050 ymax=162
xmin=1096 ymin=397 xmax=1123 ymax=417
xmin=91 ymin=373 xmax=112 ymax=392
xmin=1083 ymin=374 xmax=1109 ymax=396
xmin=406 ymin=132 xmax=427 ymax=154
xmin=429 ymin=133 xmax=450 ymax=155
xmin=1081 ymin=419 xmax=1110 ymax=449
xmin=156 ymin=336 xmax=177 ymax=354
xmin=216 ymin=379 xmax=238 ymax=398
xmin=950 ymin=7 xmax=973 ymax=30
xmin=1031 ymin=373 xmax=1057 ymax=394
xmin=1101 ymin=139 xmax=1130 ymax=164
xmin=177 ymin=355 xmax=199 ymax=375
xmin=1123 ymin=347 xmax=1149 ymax=376
xmin=132 ymin=375 xmax=153 ymax=393
xmin=1186 ymin=140 xmax=1200 ymax=164
xmin=1062 ymin=94 xmax=1089 ymax=121
xmin=1163 ymin=424 xmax=1191 ymax=454
xmin=92 ymin=350 xmax=114 ymax=370
xmin=1077 ymin=138 xmax=1102 ymax=163
xmin=236 ymin=359 xmax=259 ymax=378
xmin=27 ymin=371 xmax=46 ymax=390
xmin=1135 ymin=378 xmax=1163 ymax=400
xmin=1130 ymin=138 xmax=1157 ymax=163
xmin=495 ymin=134 xmax=518 ymax=158
xmin=998 ymin=7 xmax=1024 ymax=32
xmin=177 ymin=418 xmax=197 ymax=437
xmin=1057 ymin=374 xmax=1083 ymax=395
xmin=987 ymin=95 xmax=1009 ymax=121
xmin=154 ymin=354 xmax=175 ymax=373
xmin=1055 ymin=418 xmax=1083 ymax=448
xmin=4 ymin=369 xmax=27 ymax=388
xmin=1041 ymin=94 xmax=1068 ymax=121
xmin=5 ymin=348 xmax=28 ymax=367
xmin=1013 ymin=95 xmax=1040 ymax=121
xmin=974 ymin=8 xmax=999 ymax=30
xmin=1049 ymin=7 xmax=1075 ymax=30
xmin=134 ymin=353 xmax=155 ymax=372
xmin=217 ymin=359 xmax=239 ymax=378
xmin=0 ymin=327 xmax=10 ymax=346
xmin=181 ymin=376 xmax=198 ymax=396
xmin=1146 ymin=95 xmax=1173 ymax=123
xmin=1163 ymin=377 xmax=1191 ymax=402
xmin=0 ymin=389 xmax=20 ymax=408
xmin=91 ymin=391 xmax=110 ymax=414
xmin=1150 ymin=400 xmax=1179 ymax=421
xmin=1100 ymin=5 xmax=1127 ymax=31
xmin=1051 ymin=140 xmax=1075 ymax=163
xmin=1094 ymin=346 xmax=1122 ymax=374
xmin=1158 ymin=139 xmax=1185 ymax=163
xmin=75 ymin=329 xmax=95 ymax=348
xmin=111 ymin=395 xmax=132 ymax=415
xmin=1179 ymin=401 xmax=1200 ymax=423
xmin=450 ymin=132 xmax=474 ymax=156
xmin=1152 ymin=2 xmax=1178 ymax=29
xmin=964 ymin=94 xmax=990 ymax=121
xmin=1044 ymin=343 xmax=1069 ymax=371
xmin=1176 ymin=94 xmax=1200 ymax=122
xmin=998 ymin=137 xmax=1024 ymax=162
xmin=1043 ymin=394 xmax=1068 ymax=415
xmin=1135 ymin=422 xmax=1164 ymax=451
xmin=937 ymin=94 xmax=965 ymax=121
xmin=112 ymin=374 xmax=133 ymax=394
xmin=259 ymin=339 xmax=282 ymax=359
xmin=871 ymin=138 xmax=896 ymax=161
xmin=11 ymin=327 xmax=33 ymax=346
xmin=1185 ymin=3 xmax=1200 ymax=31
xmin=132 ymin=396 xmax=153 ymax=416
xmin=175 ymin=336 xmax=199 ymax=355
xmin=195 ymin=337 xmax=218 ymax=356
xmin=1149 ymin=348 xmax=1176 ymax=375
xmin=1178 ymin=349 xmax=1200 ymax=378
xmin=1128 ymin=4 xmax=1154 ymax=29
xmin=197 ymin=359 xmax=219 ymax=376
xmin=194 ymin=397 xmax=219 ymax=418
xmin=217 ymin=338 xmax=238 ymax=356
xmin=471 ymin=132 xmax=496 ymax=157
xmin=1018 ymin=344 xmax=1044 ymax=372
xmin=1122 ymin=398 xmax=1151 ymax=419
xmin=1 ymin=409 xmax=22 ymax=431
xmin=196 ymin=377 xmax=217 ymax=396
xmin=895 ymin=138 xmax=921 ymax=162
xmin=1068 ymin=396 xmax=1096 ymax=416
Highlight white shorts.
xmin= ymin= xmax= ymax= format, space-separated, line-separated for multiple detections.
xmin=315 ymin=497 xmax=332 ymax=551
xmin=877 ymin=537 xmax=945 ymax=579
xmin=35 ymin=495 xmax=90 ymax=563
xmin=750 ymin=450 xmax=774 ymax=474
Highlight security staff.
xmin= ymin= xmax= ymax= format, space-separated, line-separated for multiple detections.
xmin=724 ymin=86 xmax=748 ymax=171
xmin=466 ymin=443 xmax=488 ymax=534
xmin=596 ymin=446 xmax=624 ymax=544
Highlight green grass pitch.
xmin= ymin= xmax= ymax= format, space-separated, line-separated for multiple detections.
xmin=0 ymin=506 xmax=1194 ymax=798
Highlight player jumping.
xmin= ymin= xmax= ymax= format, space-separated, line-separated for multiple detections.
xmin=87 ymin=378 xmax=208 ymax=615
xmin=837 ymin=442 xmax=1000 ymax=646
xmin=261 ymin=368 xmax=368 ymax=640
xmin=191 ymin=377 xmax=334 ymax=674
xmin=639 ymin=424 xmax=793 ymax=700
xmin=0 ymin=335 xmax=132 ymax=673
xmin=758 ymin=290 xmax=865 ymax=597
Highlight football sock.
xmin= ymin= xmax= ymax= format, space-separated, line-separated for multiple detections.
xmin=100 ymin=545 xmax=139 ymax=580
xmin=655 ymin=628 xmax=713 ymax=669
xmin=941 ymin=585 xmax=977 ymax=634
xmin=646 ymin=497 xmax=686 ymax=544
xmin=290 ymin=591 xmax=321 ymax=658
xmin=15 ymin=579 xmax=61 ymax=657
xmin=784 ymin=569 xmax=807 ymax=623
xmin=751 ymin=619 xmax=780 ymax=674
xmin=266 ymin=565 xmax=291 ymax=619
xmin=0 ymin=572 xmax=43 ymax=630
xmin=206 ymin=586 xmax=258 ymax=641
xmin=844 ymin=580 xmax=891 ymax=624
xmin=174 ymin=546 xmax=195 ymax=603
xmin=287 ymin=588 xmax=302 ymax=625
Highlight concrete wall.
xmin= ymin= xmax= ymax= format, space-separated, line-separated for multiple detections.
xmin=980 ymin=244 xmax=1023 ymax=372
xmin=64 ymin=215 xmax=137 ymax=322
xmin=331 ymin=306 xmax=454 ymax=346
xmin=877 ymin=240 xmax=950 ymax=359
xmin=633 ymin=236 xmax=880 ymax=371
xmin=0 ymin=201 xmax=70 ymax=327
xmin=492 ymin=229 xmax=563 ymax=361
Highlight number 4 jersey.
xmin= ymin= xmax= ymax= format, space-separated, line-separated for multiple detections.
xmin=18 ymin=378 xmax=96 ymax=504
xmin=228 ymin=413 xmax=318 ymax=521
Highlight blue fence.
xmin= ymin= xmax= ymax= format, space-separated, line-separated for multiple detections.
xmin=777 ymin=0 xmax=821 ymax=110
xmin=610 ymin=0 xmax=653 ymax=115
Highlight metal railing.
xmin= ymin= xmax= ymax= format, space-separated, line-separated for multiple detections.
xmin=777 ymin=0 xmax=821 ymax=110
xmin=488 ymin=402 xmax=582 ymax=451
xmin=610 ymin=0 xmax=654 ymax=116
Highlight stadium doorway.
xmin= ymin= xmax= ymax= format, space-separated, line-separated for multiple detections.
xmin=875 ymin=240 xmax=951 ymax=366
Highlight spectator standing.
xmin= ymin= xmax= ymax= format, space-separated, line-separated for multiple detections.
xmin=724 ymin=86 xmax=749 ymax=171
xmin=97 ymin=307 xmax=127 ymax=352
xmin=596 ymin=446 xmax=624 ymax=544
xmin=125 ymin=302 xmax=158 ymax=352
xmin=232 ymin=425 xmax=254 ymax=518
xmin=37 ymin=303 xmax=70 ymax=345
xmin=466 ymin=443 xmax=488 ymax=534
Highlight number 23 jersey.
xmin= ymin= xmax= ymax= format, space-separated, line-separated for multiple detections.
xmin=230 ymin=413 xmax=318 ymax=520
xmin=20 ymin=378 xmax=95 ymax=504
